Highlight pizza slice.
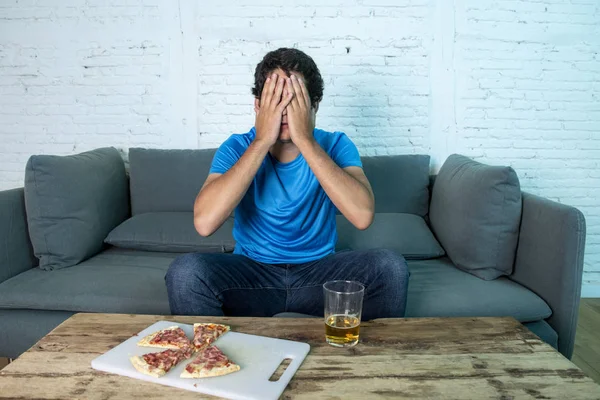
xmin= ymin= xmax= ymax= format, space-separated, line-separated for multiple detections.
xmin=192 ymin=323 xmax=230 ymax=351
xmin=130 ymin=347 xmax=193 ymax=378
xmin=137 ymin=325 xmax=192 ymax=350
xmin=180 ymin=345 xmax=240 ymax=378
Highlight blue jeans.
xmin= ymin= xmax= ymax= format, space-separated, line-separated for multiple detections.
xmin=165 ymin=249 xmax=409 ymax=320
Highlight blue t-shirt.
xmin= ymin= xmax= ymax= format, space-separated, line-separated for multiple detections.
xmin=209 ymin=127 xmax=363 ymax=264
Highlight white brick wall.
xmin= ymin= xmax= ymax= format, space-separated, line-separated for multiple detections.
xmin=451 ymin=0 xmax=600 ymax=296
xmin=0 ymin=0 xmax=598 ymax=295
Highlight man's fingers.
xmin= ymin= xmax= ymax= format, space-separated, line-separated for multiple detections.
xmin=295 ymin=75 xmax=311 ymax=108
xmin=285 ymin=78 xmax=293 ymax=104
xmin=285 ymin=104 xmax=295 ymax=120
xmin=260 ymin=75 xmax=274 ymax=105
xmin=259 ymin=76 xmax=270 ymax=106
xmin=287 ymin=77 xmax=300 ymax=108
xmin=277 ymin=90 xmax=294 ymax=113
xmin=272 ymin=75 xmax=285 ymax=108
xmin=290 ymin=75 xmax=305 ymax=108
xmin=263 ymin=73 xmax=278 ymax=105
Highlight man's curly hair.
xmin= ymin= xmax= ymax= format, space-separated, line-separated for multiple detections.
xmin=252 ymin=48 xmax=324 ymax=107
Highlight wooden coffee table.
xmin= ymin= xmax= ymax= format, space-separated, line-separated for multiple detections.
xmin=0 ymin=313 xmax=599 ymax=399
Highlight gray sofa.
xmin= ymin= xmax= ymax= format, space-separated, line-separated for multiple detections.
xmin=0 ymin=147 xmax=586 ymax=360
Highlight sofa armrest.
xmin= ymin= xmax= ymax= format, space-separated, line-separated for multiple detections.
xmin=0 ymin=188 xmax=37 ymax=284
xmin=510 ymin=192 xmax=586 ymax=359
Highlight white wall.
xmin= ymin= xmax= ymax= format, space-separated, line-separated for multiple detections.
xmin=0 ymin=0 xmax=598 ymax=295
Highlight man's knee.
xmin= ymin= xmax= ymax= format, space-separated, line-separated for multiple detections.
xmin=369 ymin=248 xmax=409 ymax=287
xmin=166 ymin=253 xmax=212 ymax=290
xmin=359 ymin=249 xmax=409 ymax=319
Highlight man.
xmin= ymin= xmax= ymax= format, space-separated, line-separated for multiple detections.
xmin=166 ymin=48 xmax=409 ymax=320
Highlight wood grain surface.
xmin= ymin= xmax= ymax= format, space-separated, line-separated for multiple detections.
xmin=0 ymin=313 xmax=599 ymax=399
xmin=574 ymin=298 xmax=600 ymax=384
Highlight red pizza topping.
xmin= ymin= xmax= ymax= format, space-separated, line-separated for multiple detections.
xmin=143 ymin=347 xmax=193 ymax=372
xmin=181 ymin=346 xmax=194 ymax=359
xmin=187 ymin=345 xmax=232 ymax=373
xmin=193 ymin=324 xmax=228 ymax=350
xmin=149 ymin=327 xmax=191 ymax=348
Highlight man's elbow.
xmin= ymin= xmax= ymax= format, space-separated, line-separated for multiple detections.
xmin=353 ymin=210 xmax=374 ymax=231
xmin=194 ymin=215 xmax=215 ymax=237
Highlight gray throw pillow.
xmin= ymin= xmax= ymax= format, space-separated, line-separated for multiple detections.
xmin=336 ymin=213 xmax=445 ymax=260
xmin=105 ymin=212 xmax=235 ymax=253
xmin=429 ymin=154 xmax=522 ymax=280
xmin=24 ymin=147 xmax=129 ymax=270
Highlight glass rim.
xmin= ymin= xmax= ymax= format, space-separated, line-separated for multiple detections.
xmin=323 ymin=280 xmax=365 ymax=294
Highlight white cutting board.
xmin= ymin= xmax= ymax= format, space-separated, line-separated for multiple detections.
xmin=91 ymin=320 xmax=310 ymax=400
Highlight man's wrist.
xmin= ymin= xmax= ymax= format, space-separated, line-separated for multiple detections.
xmin=294 ymin=135 xmax=317 ymax=152
xmin=251 ymin=138 xmax=274 ymax=153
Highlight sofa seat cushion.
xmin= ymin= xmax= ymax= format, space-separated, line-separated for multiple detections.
xmin=0 ymin=248 xmax=176 ymax=314
xmin=524 ymin=320 xmax=558 ymax=350
xmin=105 ymin=212 xmax=235 ymax=253
xmin=336 ymin=213 xmax=445 ymax=260
xmin=406 ymin=258 xmax=552 ymax=322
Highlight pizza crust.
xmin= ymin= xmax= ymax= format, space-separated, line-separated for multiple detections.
xmin=180 ymin=363 xmax=240 ymax=379
xmin=137 ymin=325 xmax=185 ymax=349
xmin=130 ymin=355 xmax=166 ymax=378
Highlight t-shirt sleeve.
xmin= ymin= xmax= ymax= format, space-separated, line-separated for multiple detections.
xmin=209 ymin=135 xmax=247 ymax=174
xmin=330 ymin=132 xmax=363 ymax=169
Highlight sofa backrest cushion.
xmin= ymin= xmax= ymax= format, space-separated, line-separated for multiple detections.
xmin=429 ymin=154 xmax=522 ymax=280
xmin=24 ymin=147 xmax=129 ymax=270
xmin=361 ymin=155 xmax=431 ymax=217
xmin=130 ymin=149 xmax=431 ymax=217
xmin=336 ymin=213 xmax=445 ymax=260
xmin=129 ymin=148 xmax=216 ymax=215
xmin=105 ymin=212 xmax=235 ymax=253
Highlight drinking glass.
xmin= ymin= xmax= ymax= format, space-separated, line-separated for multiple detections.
xmin=323 ymin=280 xmax=364 ymax=347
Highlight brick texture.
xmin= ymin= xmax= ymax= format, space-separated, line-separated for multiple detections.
xmin=0 ymin=0 xmax=598 ymax=292
xmin=452 ymin=0 xmax=600 ymax=294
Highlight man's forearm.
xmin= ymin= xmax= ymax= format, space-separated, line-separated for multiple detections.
xmin=296 ymin=138 xmax=374 ymax=230
xmin=194 ymin=140 xmax=271 ymax=236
